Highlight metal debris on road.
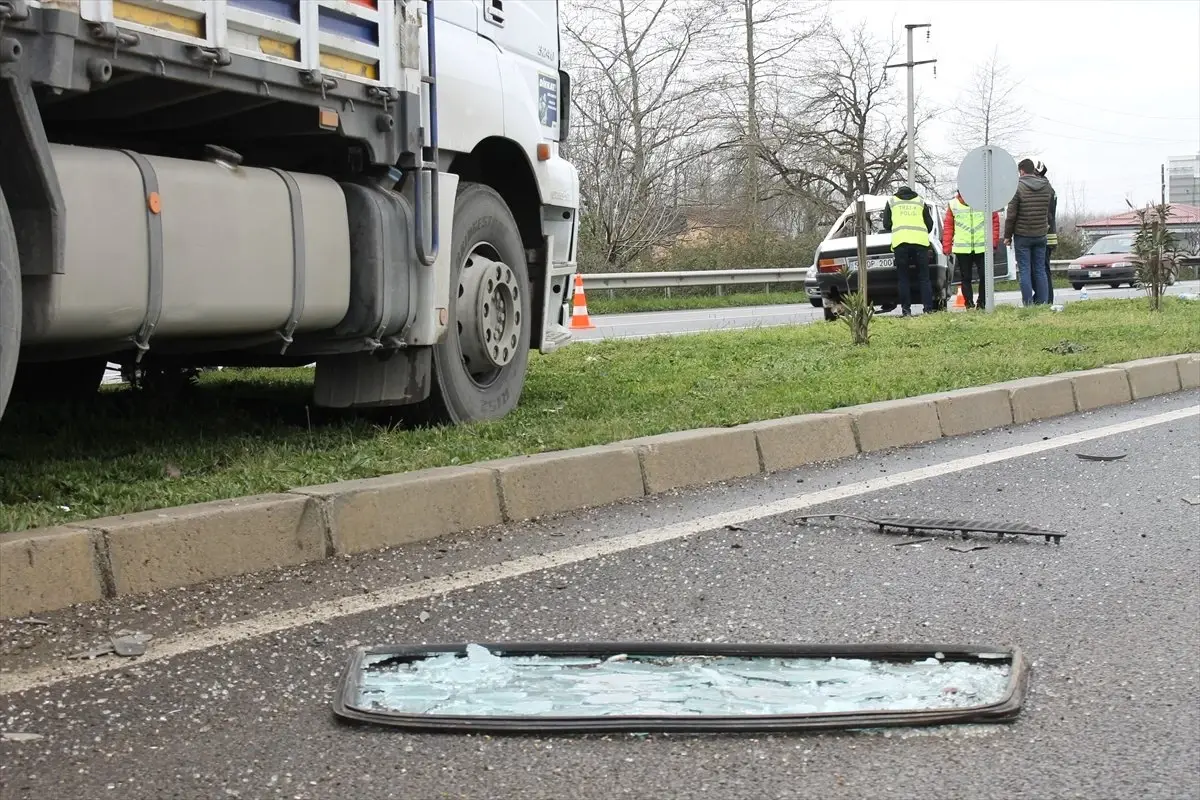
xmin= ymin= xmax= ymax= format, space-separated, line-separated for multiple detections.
xmin=1 ymin=732 xmax=45 ymax=743
xmin=947 ymin=545 xmax=991 ymax=553
xmin=791 ymin=513 xmax=1066 ymax=544
xmin=334 ymin=642 xmax=1030 ymax=733
xmin=15 ymin=617 xmax=50 ymax=626
xmin=67 ymin=644 xmax=116 ymax=661
xmin=1076 ymin=452 xmax=1128 ymax=462
xmin=892 ymin=538 xmax=934 ymax=547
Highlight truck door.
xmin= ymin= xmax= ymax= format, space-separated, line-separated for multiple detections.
xmin=477 ymin=0 xmax=562 ymax=142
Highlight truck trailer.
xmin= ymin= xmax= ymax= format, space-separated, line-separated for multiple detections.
xmin=0 ymin=0 xmax=580 ymax=424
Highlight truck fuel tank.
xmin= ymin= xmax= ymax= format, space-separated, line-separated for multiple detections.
xmin=21 ymin=144 xmax=352 ymax=348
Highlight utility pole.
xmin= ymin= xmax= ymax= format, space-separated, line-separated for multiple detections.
xmin=885 ymin=24 xmax=937 ymax=190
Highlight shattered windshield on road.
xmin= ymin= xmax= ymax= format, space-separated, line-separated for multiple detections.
xmin=336 ymin=643 xmax=1027 ymax=731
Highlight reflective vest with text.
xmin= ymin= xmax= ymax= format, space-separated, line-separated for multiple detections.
xmin=949 ymin=197 xmax=987 ymax=254
xmin=889 ymin=196 xmax=929 ymax=249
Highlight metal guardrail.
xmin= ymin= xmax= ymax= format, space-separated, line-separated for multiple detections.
xmin=585 ymin=262 xmax=1076 ymax=292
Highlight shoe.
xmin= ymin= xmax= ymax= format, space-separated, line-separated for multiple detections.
xmin=901 ymin=308 xmax=912 ymax=317
xmin=965 ymin=301 xmax=975 ymax=309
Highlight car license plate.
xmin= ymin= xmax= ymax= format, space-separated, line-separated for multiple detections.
xmin=1088 ymin=270 xmax=1101 ymax=278
xmin=846 ymin=256 xmax=895 ymax=269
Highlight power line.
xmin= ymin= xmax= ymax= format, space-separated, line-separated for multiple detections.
xmin=1032 ymin=113 xmax=1200 ymax=144
xmin=1028 ymin=127 xmax=1200 ymax=147
xmin=1031 ymin=87 xmax=1200 ymax=122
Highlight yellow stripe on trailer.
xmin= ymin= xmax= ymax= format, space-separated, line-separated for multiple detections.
xmin=258 ymin=37 xmax=299 ymax=61
xmin=111 ymin=0 xmax=204 ymax=38
xmin=319 ymin=52 xmax=378 ymax=80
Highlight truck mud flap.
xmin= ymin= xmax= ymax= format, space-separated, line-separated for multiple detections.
xmin=332 ymin=641 xmax=1030 ymax=734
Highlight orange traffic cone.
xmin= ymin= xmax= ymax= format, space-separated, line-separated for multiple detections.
xmin=953 ymin=285 xmax=966 ymax=309
xmin=569 ymin=273 xmax=595 ymax=330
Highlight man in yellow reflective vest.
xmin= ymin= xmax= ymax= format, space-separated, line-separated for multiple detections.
xmin=882 ymin=185 xmax=936 ymax=316
xmin=941 ymin=190 xmax=1001 ymax=309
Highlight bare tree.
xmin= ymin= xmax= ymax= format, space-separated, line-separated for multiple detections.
xmin=712 ymin=0 xmax=827 ymax=234
xmin=951 ymin=47 xmax=1026 ymax=155
xmin=756 ymin=23 xmax=940 ymax=220
xmin=562 ymin=0 xmax=723 ymax=270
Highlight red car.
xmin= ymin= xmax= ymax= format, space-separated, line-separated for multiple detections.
xmin=1065 ymin=233 xmax=1176 ymax=290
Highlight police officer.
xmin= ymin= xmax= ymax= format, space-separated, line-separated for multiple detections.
xmin=942 ymin=189 xmax=1001 ymax=309
xmin=1036 ymin=161 xmax=1058 ymax=304
xmin=882 ymin=185 xmax=936 ymax=316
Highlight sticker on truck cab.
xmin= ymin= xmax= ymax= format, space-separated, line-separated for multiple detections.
xmin=538 ymin=73 xmax=558 ymax=128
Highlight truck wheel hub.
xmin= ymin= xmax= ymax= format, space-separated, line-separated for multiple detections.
xmin=457 ymin=246 xmax=521 ymax=372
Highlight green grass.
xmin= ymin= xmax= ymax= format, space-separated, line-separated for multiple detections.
xmin=1 ymin=298 xmax=1196 ymax=532
xmin=588 ymin=278 xmax=1073 ymax=316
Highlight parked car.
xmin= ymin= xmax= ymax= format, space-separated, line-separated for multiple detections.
xmin=804 ymin=264 xmax=822 ymax=307
xmin=1066 ymin=233 xmax=1175 ymax=290
xmin=806 ymin=194 xmax=1012 ymax=319
xmin=812 ymin=195 xmax=1010 ymax=320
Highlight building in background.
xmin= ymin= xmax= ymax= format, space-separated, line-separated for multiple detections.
xmin=1167 ymin=154 xmax=1200 ymax=206
xmin=1078 ymin=203 xmax=1200 ymax=254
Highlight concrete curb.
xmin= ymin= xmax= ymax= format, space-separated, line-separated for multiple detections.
xmin=2 ymin=353 xmax=1197 ymax=618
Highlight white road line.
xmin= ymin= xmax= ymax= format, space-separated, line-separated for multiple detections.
xmin=1 ymin=405 xmax=1194 ymax=695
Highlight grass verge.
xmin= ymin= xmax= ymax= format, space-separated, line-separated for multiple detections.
xmin=1 ymin=298 xmax=1196 ymax=531
xmin=588 ymin=278 xmax=1073 ymax=315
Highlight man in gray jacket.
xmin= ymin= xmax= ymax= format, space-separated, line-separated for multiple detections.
xmin=1003 ymin=158 xmax=1054 ymax=305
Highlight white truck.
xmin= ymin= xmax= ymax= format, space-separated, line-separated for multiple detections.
xmin=0 ymin=0 xmax=580 ymax=424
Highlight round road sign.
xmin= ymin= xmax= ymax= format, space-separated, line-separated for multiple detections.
xmin=956 ymin=145 xmax=1018 ymax=212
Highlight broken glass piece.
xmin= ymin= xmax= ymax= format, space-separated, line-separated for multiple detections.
xmin=353 ymin=646 xmax=1012 ymax=719
xmin=111 ymin=631 xmax=154 ymax=657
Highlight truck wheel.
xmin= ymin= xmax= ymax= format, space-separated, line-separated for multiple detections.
xmin=0 ymin=186 xmax=20 ymax=422
xmin=412 ymin=182 xmax=531 ymax=425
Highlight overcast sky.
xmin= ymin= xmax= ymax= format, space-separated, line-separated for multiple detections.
xmin=832 ymin=0 xmax=1200 ymax=215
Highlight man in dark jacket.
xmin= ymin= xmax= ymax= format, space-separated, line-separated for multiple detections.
xmin=1036 ymin=160 xmax=1058 ymax=303
xmin=882 ymin=185 xmax=936 ymax=316
xmin=1003 ymin=158 xmax=1053 ymax=305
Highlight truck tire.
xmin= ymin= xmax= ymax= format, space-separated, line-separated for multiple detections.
xmin=410 ymin=182 xmax=531 ymax=425
xmin=0 ymin=186 xmax=20 ymax=422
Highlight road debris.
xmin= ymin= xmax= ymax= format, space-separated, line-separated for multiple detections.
xmin=724 ymin=524 xmax=758 ymax=533
xmin=947 ymin=545 xmax=990 ymax=553
xmin=111 ymin=631 xmax=154 ymax=657
xmin=1182 ymin=496 xmax=1200 ymax=506
xmin=1076 ymin=452 xmax=1127 ymax=462
xmin=67 ymin=644 xmax=116 ymax=661
xmin=1044 ymin=340 xmax=1088 ymax=355
xmin=892 ymin=538 xmax=933 ymax=547
xmin=1 ymin=732 xmax=44 ymax=743
xmin=791 ymin=513 xmax=1065 ymax=544
xmin=16 ymin=617 xmax=50 ymax=626
xmin=334 ymin=642 xmax=1030 ymax=733
xmin=418 ymin=611 xmax=431 ymax=623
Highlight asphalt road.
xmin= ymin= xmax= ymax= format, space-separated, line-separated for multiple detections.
xmin=574 ymin=281 xmax=1200 ymax=342
xmin=2 ymin=392 xmax=1198 ymax=798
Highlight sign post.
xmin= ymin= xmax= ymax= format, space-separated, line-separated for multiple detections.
xmin=956 ymin=145 xmax=1018 ymax=312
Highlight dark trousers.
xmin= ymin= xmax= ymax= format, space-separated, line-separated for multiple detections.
xmin=957 ymin=251 xmax=985 ymax=308
xmin=894 ymin=243 xmax=932 ymax=312
xmin=1045 ymin=246 xmax=1055 ymax=303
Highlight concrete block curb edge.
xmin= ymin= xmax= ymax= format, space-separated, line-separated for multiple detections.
xmin=2 ymin=354 xmax=1196 ymax=618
